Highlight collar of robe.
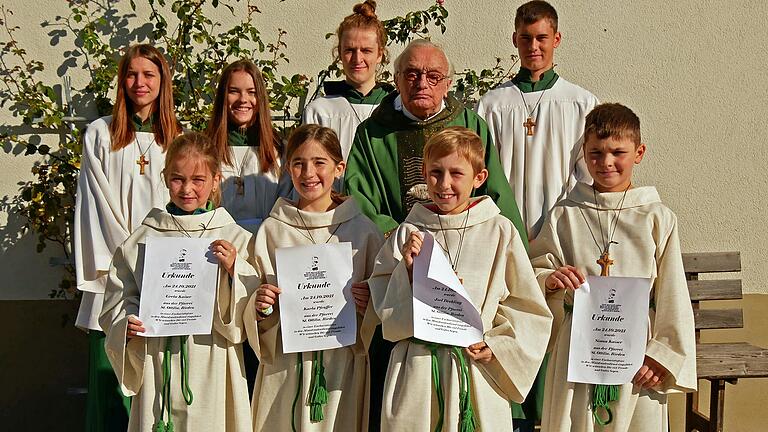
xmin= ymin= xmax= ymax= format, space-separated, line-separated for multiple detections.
xmin=227 ymin=123 xmax=261 ymax=147
xmin=166 ymin=201 xmax=215 ymax=215
xmin=512 ymin=67 xmax=559 ymax=93
xmin=322 ymin=80 xmax=394 ymax=105
xmin=131 ymin=113 xmax=157 ymax=132
xmin=371 ymin=91 xmax=465 ymax=129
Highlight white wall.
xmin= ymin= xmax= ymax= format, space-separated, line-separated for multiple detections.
xmin=1 ymin=0 xmax=766 ymax=298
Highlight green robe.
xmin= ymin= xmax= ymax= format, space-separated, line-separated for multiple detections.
xmin=345 ymin=92 xmax=527 ymax=243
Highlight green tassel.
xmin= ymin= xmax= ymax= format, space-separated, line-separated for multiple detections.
xmin=592 ymin=384 xmax=620 ymax=426
xmin=153 ymin=420 xmax=166 ymax=432
xmin=454 ymin=347 xmax=477 ymax=432
xmin=166 ymin=423 xmax=175 ymax=432
xmin=459 ymin=401 xmax=476 ymax=432
xmin=308 ymin=351 xmax=328 ymax=422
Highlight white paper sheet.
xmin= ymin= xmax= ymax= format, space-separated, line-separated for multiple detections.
xmin=568 ymin=275 xmax=652 ymax=385
xmin=276 ymin=242 xmax=356 ymax=353
xmin=138 ymin=237 xmax=219 ymax=337
xmin=412 ymin=232 xmax=483 ymax=347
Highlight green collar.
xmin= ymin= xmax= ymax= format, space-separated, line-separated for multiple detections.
xmin=227 ymin=124 xmax=259 ymax=147
xmin=322 ymin=80 xmax=394 ymax=105
xmin=511 ymin=67 xmax=559 ymax=93
xmin=166 ymin=201 xmax=215 ymax=215
xmin=371 ymin=91 xmax=463 ymax=129
xmin=131 ymin=114 xmax=156 ymax=132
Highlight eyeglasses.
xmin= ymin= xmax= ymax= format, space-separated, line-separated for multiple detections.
xmin=400 ymin=69 xmax=449 ymax=86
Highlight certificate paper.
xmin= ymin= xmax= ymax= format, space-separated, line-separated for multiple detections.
xmin=412 ymin=232 xmax=483 ymax=347
xmin=138 ymin=237 xmax=219 ymax=337
xmin=276 ymin=243 xmax=356 ymax=353
xmin=568 ymin=276 xmax=652 ymax=385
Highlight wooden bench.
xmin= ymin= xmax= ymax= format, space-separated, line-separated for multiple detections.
xmin=684 ymin=252 xmax=768 ymax=432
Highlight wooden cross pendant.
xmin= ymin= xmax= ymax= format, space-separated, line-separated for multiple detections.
xmin=234 ymin=176 xmax=245 ymax=195
xmin=597 ymin=251 xmax=614 ymax=276
xmin=136 ymin=154 xmax=149 ymax=175
xmin=523 ymin=116 xmax=536 ymax=136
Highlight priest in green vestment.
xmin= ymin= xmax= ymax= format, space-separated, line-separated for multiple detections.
xmin=345 ymin=39 xmax=532 ymax=432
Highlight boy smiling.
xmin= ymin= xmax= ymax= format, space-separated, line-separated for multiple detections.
xmin=529 ymin=104 xmax=697 ymax=431
xmin=367 ymin=126 xmax=552 ymax=431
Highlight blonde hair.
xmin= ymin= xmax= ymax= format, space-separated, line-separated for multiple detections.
xmin=110 ymin=44 xmax=181 ymax=151
xmin=423 ymin=126 xmax=485 ymax=173
xmin=164 ymin=132 xmax=222 ymax=206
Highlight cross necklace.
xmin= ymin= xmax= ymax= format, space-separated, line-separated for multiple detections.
xmin=577 ymin=184 xmax=630 ymax=276
xmin=169 ymin=208 xmax=218 ymax=238
xmin=296 ymin=208 xmax=344 ymax=244
xmin=231 ymin=127 xmax=251 ymax=195
xmin=135 ymin=136 xmax=156 ymax=175
xmin=516 ymin=74 xmax=556 ymax=136
xmin=436 ymin=207 xmax=470 ymax=284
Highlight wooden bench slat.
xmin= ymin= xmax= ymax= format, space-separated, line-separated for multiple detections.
xmin=696 ymin=342 xmax=768 ymax=380
xmin=693 ymin=309 xmax=743 ymax=330
xmin=688 ymin=279 xmax=743 ymax=301
xmin=683 ymin=251 xmax=741 ymax=274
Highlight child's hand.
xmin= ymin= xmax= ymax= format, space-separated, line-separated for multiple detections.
xmin=126 ymin=315 xmax=145 ymax=340
xmin=351 ymin=281 xmax=370 ymax=315
xmin=255 ymin=284 xmax=281 ymax=317
xmin=545 ymin=265 xmax=585 ymax=294
xmin=211 ymin=239 xmax=237 ymax=277
xmin=465 ymin=341 xmax=494 ymax=364
xmin=402 ymin=231 xmax=424 ymax=281
xmin=633 ymin=355 xmax=668 ymax=389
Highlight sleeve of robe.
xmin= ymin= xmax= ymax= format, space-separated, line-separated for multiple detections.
xmin=528 ymin=210 xmax=569 ymax=352
xmin=99 ymin=244 xmax=148 ymax=396
xmin=479 ymin=226 xmax=553 ymax=403
xmin=646 ymin=215 xmax=697 ymax=393
xmin=214 ymin=236 xmax=261 ymax=345
xmin=74 ymin=122 xmax=130 ymax=293
xmin=344 ymin=124 xmax=400 ymax=235
xmin=367 ymin=224 xmax=419 ymax=342
xmin=359 ymin=226 xmax=388 ymax=351
xmin=467 ymin=112 xmax=529 ymax=245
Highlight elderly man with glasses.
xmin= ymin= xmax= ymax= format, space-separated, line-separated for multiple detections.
xmin=345 ymin=39 xmax=525 ymax=239
xmin=346 ymin=39 xmax=529 ymax=432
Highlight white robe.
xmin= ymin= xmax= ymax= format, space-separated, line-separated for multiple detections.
xmin=244 ymin=197 xmax=384 ymax=432
xmin=303 ymin=96 xmax=380 ymax=162
xmin=476 ymin=78 xmax=599 ymax=239
xmin=367 ymin=196 xmax=553 ymax=431
xmin=220 ymin=147 xmax=293 ymax=233
xmin=99 ymin=207 xmax=256 ymax=432
xmin=529 ymin=183 xmax=697 ymax=432
xmin=74 ymin=116 xmax=169 ymax=330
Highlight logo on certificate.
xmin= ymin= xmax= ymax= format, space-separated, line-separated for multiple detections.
xmin=170 ymin=248 xmax=192 ymax=270
xmin=599 ymin=287 xmax=621 ymax=313
xmin=303 ymin=255 xmax=327 ymax=280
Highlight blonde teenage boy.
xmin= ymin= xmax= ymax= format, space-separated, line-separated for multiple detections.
xmin=477 ymin=0 xmax=599 ymax=240
xmin=530 ymin=103 xmax=696 ymax=431
xmin=366 ymin=126 xmax=552 ymax=431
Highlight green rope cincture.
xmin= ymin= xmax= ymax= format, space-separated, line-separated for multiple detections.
xmin=308 ymin=350 xmax=329 ymax=422
xmin=153 ymin=337 xmax=194 ymax=432
xmin=410 ymin=338 xmax=477 ymax=432
xmin=592 ymin=384 xmax=620 ymax=426
xmin=291 ymin=353 xmax=303 ymax=432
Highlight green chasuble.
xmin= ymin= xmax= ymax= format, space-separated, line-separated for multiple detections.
xmin=344 ymin=92 xmax=527 ymax=243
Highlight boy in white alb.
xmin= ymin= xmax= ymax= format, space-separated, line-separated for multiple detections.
xmin=368 ymin=127 xmax=552 ymax=431
xmin=530 ymin=103 xmax=696 ymax=431
xmin=476 ymin=0 xmax=599 ymax=240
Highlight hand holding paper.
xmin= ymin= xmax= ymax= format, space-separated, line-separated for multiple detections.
xmin=402 ymin=231 xmax=424 ymax=281
xmin=211 ymin=239 xmax=237 ymax=276
xmin=126 ymin=315 xmax=145 ymax=340
xmin=254 ymin=284 xmax=281 ymax=316
xmin=351 ymin=281 xmax=370 ymax=315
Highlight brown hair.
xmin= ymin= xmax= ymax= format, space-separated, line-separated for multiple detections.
xmin=584 ymin=103 xmax=642 ymax=147
xmin=334 ymin=1 xmax=388 ymax=69
xmin=423 ymin=126 xmax=486 ymax=174
xmin=109 ymin=44 xmax=181 ymax=151
xmin=286 ymin=124 xmax=345 ymax=201
xmin=515 ymin=1 xmax=559 ymax=31
xmin=205 ymin=59 xmax=280 ymax=173
xmin=164 ymin=132 xmax=223 ymax=206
